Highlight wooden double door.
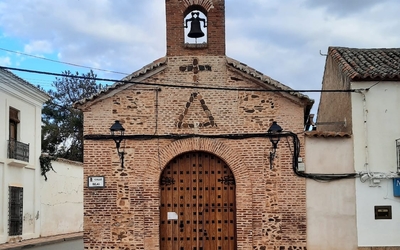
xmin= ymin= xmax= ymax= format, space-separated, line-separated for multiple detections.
xmin=160 ymin=152 xmax=236 ymax=250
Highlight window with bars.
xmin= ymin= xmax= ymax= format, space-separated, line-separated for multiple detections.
xmin=9 ymin=186 xmax=23 ymax=236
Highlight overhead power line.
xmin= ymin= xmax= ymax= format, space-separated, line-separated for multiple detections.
xmin=0 ymin=47 xmax=130 ymax=75
xmin=1 ymin=65 xmax=357 ymax=93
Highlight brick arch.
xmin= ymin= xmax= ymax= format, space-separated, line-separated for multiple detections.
xmin=143 ymin=137 xmax=253 ymax=249
xmin=184 ymin=5 xmax=208 ymax=17
xmin=182 ymin=0 xmax=215 ymax=12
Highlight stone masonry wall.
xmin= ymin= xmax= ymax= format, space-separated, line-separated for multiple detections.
xmin=82 ymin=56 xmax=307 ymax=250
xmin=317 ymin=55 xmax=352 ymax=133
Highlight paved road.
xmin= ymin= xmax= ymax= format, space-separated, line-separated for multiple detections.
xmin=27 ymin=239 xmax=83 ymax=250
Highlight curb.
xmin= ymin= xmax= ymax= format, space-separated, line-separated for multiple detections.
xmin=0 ymin=233 xmax=83 ymax=250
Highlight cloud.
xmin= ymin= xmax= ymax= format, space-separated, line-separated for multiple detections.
xmin=0 ymin=0 xmax=400 ymax=114
xmin=24 ymin=40 xmax=53 ymax=54
xmin=303 ymin=0 xmax=395 ymax=16
xmin=0 ymin=0 xmax=165 ymax=75
xmin=0 ymin=56 xmax=11 ymax=66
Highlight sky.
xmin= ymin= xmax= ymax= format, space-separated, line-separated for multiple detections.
xmin=0 ymin=0 xmax=400 ymax=116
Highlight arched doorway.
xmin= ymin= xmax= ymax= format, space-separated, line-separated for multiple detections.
xmin=160 ymin=151 xmax=236 ymax=250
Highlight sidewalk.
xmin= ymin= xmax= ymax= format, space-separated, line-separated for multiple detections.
xmin=0 ymin=232 xmax=83 ymax=250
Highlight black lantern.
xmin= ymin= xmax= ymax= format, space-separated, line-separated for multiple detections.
xmin=268 ymin=121 xmax=283 ymax=169
xmin=110 ymin=120 xmax=125 ymax=168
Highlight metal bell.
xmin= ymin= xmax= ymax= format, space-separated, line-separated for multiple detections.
xmin=185 ymin=12 xmax=206 ymax=39
xmin=188 ymin=19 xmax=204 ymax=38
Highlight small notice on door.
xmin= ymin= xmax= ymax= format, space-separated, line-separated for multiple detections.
xmin=167 ymin=212 xmax=178 ymax=220
xmin=88 ymin=176 xmax=105 ymax=188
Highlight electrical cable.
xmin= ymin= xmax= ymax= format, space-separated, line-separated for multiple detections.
xmin=0 ymin=50 xmax=371 ymax=181
xmin=1 ymin=63 xmax=359 ymax=180
xmin=1 ymin=65 xmax=358 ymax=94
xmin=85 ymin=132 xmax=358 ymax=181
xmin=0 ymin=47 xmax=130 ymax=75
xmin=285 ymin=132 xmax=357 ymax=181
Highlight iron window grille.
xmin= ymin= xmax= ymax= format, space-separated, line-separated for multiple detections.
xmin=9 ymin=186 xmax=23 ymax=236
xmin=7 ymin=140 xmax=29 ymax=162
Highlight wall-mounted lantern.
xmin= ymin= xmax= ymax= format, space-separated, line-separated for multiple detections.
xmin=110 ymin=120 xmax=125 ymax=168
xmin=268 ymin=121 xmax=283 ymax=169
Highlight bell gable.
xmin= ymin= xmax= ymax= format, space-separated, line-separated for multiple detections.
xmin=166 ymin=0 xmax=225 ymax=56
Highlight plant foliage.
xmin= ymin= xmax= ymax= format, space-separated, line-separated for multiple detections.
xmin=41 ymin=70 xmax=105 ymax=162
xmin=39 ymin=154 xmax=57 ymax=181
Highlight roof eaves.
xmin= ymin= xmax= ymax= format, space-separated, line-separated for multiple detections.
xmin=328 ymin=47 xmax=361 ymax=80
xmin=226 ymin=57 xmax=314 ymax=104
xmin=0 ymin=67 xmax=50 ymax=100
xmin=305 ymin=131 xmax=352 ymax=138
xmin=329 ymin=46 xmax=400 ymax=81
xmin=74 ymin=57 xmax=167 ymax=108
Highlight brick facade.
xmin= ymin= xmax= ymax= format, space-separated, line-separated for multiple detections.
xmin=166 ymin=0 xmax=225 ymax=56
xmin=77 ymin=0 xmax=312 ymax=249
xmin=316 ymin=55 xmax=352 ymax=133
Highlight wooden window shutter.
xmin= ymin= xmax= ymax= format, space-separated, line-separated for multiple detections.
xmin=9 ymin=107 xmax=20 ymax=123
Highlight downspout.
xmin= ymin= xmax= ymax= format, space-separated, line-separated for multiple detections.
xmin=355 ymin=89 xmax=374 ymax=186
xmin=362 ymin=90 xmax=371 ymax=175
xmin=356 ymin=85 xmax=400 ymax=181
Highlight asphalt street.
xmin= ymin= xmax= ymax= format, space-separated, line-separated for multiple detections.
xmin=26 ymin=239 xmax=83 ymax=250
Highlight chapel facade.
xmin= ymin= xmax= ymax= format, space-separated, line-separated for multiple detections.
xmin=75 ymin=0 xmax=313 ymax=249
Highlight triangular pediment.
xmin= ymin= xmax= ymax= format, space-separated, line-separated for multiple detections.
xmin=75 ymin=56 xmax=314 ymax=118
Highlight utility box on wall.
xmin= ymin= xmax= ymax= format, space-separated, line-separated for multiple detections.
xmin=393 ymin=178 xmax=400 ymax=197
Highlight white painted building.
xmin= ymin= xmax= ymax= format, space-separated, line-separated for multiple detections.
xmin=352 ymin=80 xmax=400 ymax=247
xmin=40 ymin=159 xmax=83 ymax=237
xmin=0 ymin=68 xmax=49 ymax=243
xmin=0 ymin=68 xmax=83 ymax=244
xmin=315 ymin=47 xmax=400 ymax=249
xmin=305 ymin=132 xmax=357 ymax=250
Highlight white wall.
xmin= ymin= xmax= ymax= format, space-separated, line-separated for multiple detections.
xmin=356 ymin=179 xmax=400 ymax=246
xmin=0 ymin=86 xmax=44 ymax=243
xmin=40 ymin=159 xmax=83 ymax=236
xmin=351 ymin=81 xmax=400 ymax=246
xmin=0 ymin=163 xmax=3 ymax=236
xmin=305 ymin=136 xmax=357 ymax=250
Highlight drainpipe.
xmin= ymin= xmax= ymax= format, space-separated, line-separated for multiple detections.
xmin=355 ymin=89 xmax=372 ymax=181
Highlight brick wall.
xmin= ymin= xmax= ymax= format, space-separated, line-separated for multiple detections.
xmin=166 ymin=0 xmax=225 ymax=56
xmin=317 ymin=55 xmax=352 ymax=133
xmin=81 ymin=55 xmax=308 ymax=249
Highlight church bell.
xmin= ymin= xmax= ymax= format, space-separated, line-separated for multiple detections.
xmin=185 ymin=12 xmax=206 ymax=39
xmin=188 ymin=19 xmax=205 ymax=38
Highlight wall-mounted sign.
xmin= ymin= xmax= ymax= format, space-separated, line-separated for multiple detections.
xmin=167 ymin=212 xmax=178 ymax=220
xmin=88 ymin=176 xmax=105 ymax=188
xmin=393 ymin=178 xmax=400 ymax=197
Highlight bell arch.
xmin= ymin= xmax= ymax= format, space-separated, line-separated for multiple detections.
xmin=184 ymin=4 xmax=208 ymax=16
xmin=166 ymin=0 xmax=225 ymax=56
xmin=184 ymin=6 xmax=208 ymax=44
xmin=143 ymin=138 xmax=253 ymax=249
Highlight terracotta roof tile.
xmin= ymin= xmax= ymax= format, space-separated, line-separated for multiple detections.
xmin=305 ymin=131 xmax=351 ymax=138
xmin=329 ymin=47 xmax=400 ymax=80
